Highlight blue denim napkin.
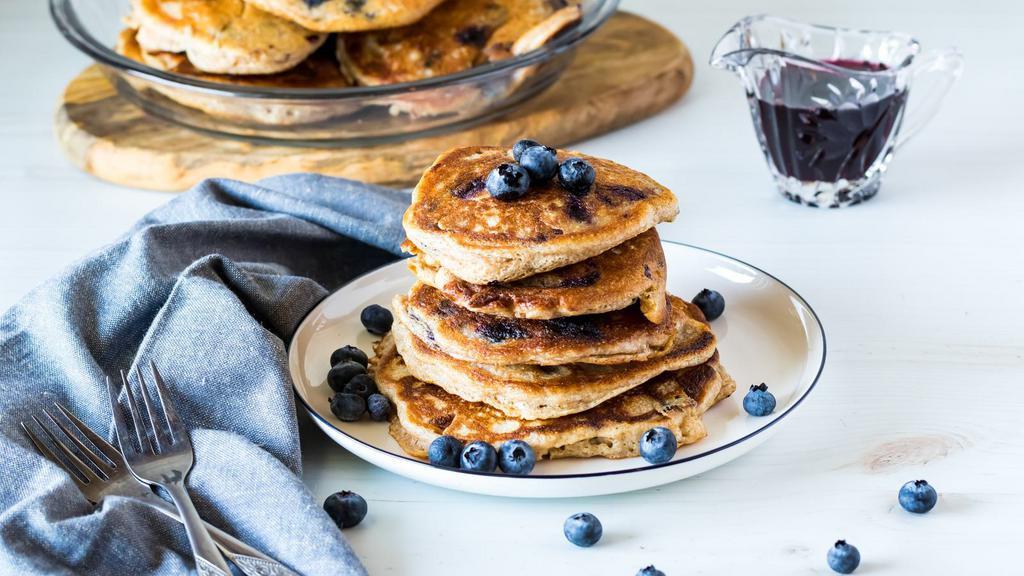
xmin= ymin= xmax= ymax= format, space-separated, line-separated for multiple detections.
xmin=0 ymin=174 xmax=410 ymax=575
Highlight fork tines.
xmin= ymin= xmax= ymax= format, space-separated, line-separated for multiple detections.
xmin=21 ymin=401 xmax=121 ymax=487
xmin=108 ymin=362 xmax=187 ymax=458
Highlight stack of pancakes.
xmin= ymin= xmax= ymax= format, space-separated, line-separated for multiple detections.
xmin=373 ymin=146 xmax=736 ymax=461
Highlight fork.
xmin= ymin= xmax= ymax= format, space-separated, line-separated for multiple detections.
xmin=106 ymin=363 xmax=233 ymax=576
xmin=22 ymin=401 xmax=297 ymax=576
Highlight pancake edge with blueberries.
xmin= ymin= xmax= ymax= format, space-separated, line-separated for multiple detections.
xmin=391 ymin=311 xmax=717 ymax=419
xmin=373 ymin=333 xmax=736 ymax=460
xmin=396 ymin=284 xmax=689 ymax=366
xmin=407 ymin=228 xmax=668 ymax=323
xmin=242 ymin=0 xmax=447 ymax=33
xmin=403 ymin=146 xmax=679 ymax=285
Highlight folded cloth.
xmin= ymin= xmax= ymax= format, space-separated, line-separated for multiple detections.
xmin=0 ymin=174 xmax=410 ymax=575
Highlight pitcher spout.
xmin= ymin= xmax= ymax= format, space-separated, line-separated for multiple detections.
xmin=709 ymin=16 xmax=765 ymax=72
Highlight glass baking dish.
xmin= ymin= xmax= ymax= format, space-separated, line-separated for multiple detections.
xmin=51 ymin=0 xmax=619 ymax=145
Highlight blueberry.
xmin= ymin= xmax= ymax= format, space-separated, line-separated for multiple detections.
xmin=460 ymin=440 xmax=498 ymax=472
xmin=323 ymin=491 xmax=367 ymax=529
xmin=638 ymin=426 xmax=677 ymax=464
xmin=827 ymin=540 xmax=860 ymax=574
xmin=558 ymin=158 xmax=596 ymax=193
xmin=343 ymin=373 xmax=378 ymax=399
xmin=898 ymin=479 xmax=938 ymax=514
xmin=331 ymin=345 xmax=368 ymax=368
xmin=330 ymin=393 xmax=366 ymax=422
xmin=563 ymin=512 xmax=602 ymax=547
xmin=692 ymin=288 xmax=725 ymax=321
xmin=498 ymin=440 xmax=536 ymax=475
xmin=367 ymin=393 xmax=390 ymax=422
xmin=428 ymin=435 xmax=464 ymax=468
xmin=743 ymin=383 xmax=776 ymax=416
xmin=360 ymin=304 xmax=393 ymax=335
xmin=637 ymin=566 xmax=666 ymax=576
xmin=512 ymin=139 xmax=541 ymax=162
xmin=327 ymin=361 xmax=366 ymax=392
xmin=519 ymin=146 xmax=558 ymax=182
xmin=486 ymin=163 xmax=531 ymax=201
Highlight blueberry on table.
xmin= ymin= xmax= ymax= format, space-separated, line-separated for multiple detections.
xmin=639 ymin=426 xmax=677 ymax=464
xmin=743 ymin=383 xmax=776 ymax=416
xmin=331 ymin=345 xmax=368 ymax=368
xmin=512 ymin=138 xmax=541 ymax=162
xmin=557 ymin=158 xmax=596 ymax=193
xmin=899 ymin=479 xmax=938 ymax=514
xmin=343 ymin=373 xmax=378 ymax=399
xmin=563 ymin=512 xmax=602 ymax=547
xmin=324 ymin=491 xmax=367 ymax=529
xmin=827 ymin=540 xmax=860 ymax=574
xmin=486 ymin=163 xmax=531 ymax=201
xmin=637 ymin=566 xmax=666 ymax=576
xmin=460 ymin=440 xmax=498 ymax=472
xmin=330 ymin=393 xmax=366 ymax=422
xmin=360 ymin=304 xmax=393 ymax=335
xmin=692 ymin=288 xmax=725 ymax=321
xmin=367 ymin=393 xmax=390 ymax=422
xmin=327 ymin=361 xmax=366 ymax=392
xmin=498 ymin=439 xmax=536 ymax=475
xmin=519 ymin=145 xmax=558 ymax=182
xmin=428 ymin=435 xmax=464 ymax=468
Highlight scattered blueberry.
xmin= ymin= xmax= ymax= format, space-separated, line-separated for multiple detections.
xmin=367 ymin=393 xmax=390 ymax=422
xmin=558 ymin=158 xmax=596 ymax=193
xmin=428 ymin=435 xmax=464 ymax=468
xmin=460 ymin=440 xmax=498 ymax=472
xmin=512 ymin=138 xmax=541 ymax=162
xmin=637 ymin=566 xmax=666 ymax=576
xmin=331 ymin=345 xmax=368 ymax=368
xmin=498 ymin=440 xmax=536 ymax=475
xmin=327 ymin=361 xmax=366 ymax=392
xmin=360 ymin=304 xmax=393 ymax=336
xmin=638 ymin=426 xmax=677 ymax=464
xmin=898 ymin=479 xmax=938 ymax=514
xmin=692 ymin=288 xmax=725 ymax=321
xmin=323 ymin=491 xmax=367 ymax=529
xmin=343 ymin=373 xmax=378 ymax=399
xmin=486 ymin=163 xmax=531 ymax=201
xmin=563 ymin=512 xmax=602 ymax=547
xmin=743 ymin=383 xmax=776 ymax=416
xmin=827 ymin=540 xmax=860 ymax=574
xmin=330 ymin=393 xmax=366 ymax=422
xmin=519 ymin=145 xmax=558 ymax=182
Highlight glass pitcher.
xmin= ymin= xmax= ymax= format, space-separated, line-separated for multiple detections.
xmin=711 ymin=15 xmax=963 ymax=208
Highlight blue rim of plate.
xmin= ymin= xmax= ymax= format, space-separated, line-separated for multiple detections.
xmin=291 ymin=240 xmax=827 ymax=480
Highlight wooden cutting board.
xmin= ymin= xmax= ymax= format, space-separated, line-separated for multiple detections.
xmin=55 ymin=12 xmax=693 ymax=191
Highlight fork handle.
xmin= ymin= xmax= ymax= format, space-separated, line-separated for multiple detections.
xmin=162 ymin=482 xmax=233 ymax=576
xmin=139 ymin=494 xmax=298 ymax=576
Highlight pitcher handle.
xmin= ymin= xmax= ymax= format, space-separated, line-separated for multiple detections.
xmin=895 ymin=48 xmax=965 ymax=147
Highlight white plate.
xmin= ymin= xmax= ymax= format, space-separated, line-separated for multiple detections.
xmin=288 ymin=241 xmax=825 ymax=498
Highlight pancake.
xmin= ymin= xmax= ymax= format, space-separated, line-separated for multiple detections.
xmin=128 ymin=0 xmax=327 ymax=75
xmin=408 ymin=228 xmax=668 ymax=323
xmin=374 ymin=334 xmax=736 ymax=460
xmin=337 ymin=0 xmax=581 ymax=86
xmin=392 ymin=312 xmax=716 ymax=419
xmin=403 ymin=146 xmax=679 ymax=284
xmin=242 ymin=0 xmax=446 ymax=33
xmin=396 ymin=284 xmax=691 ymax=366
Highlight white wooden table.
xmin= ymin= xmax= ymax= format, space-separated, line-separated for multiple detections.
xmin=3 ymin=0 xmax=1022 ymax=573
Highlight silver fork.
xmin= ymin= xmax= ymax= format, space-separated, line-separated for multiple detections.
xmin=22 ymin=401 xmax=297 ymax=576
xmin=106 ymin=362 xmax=232 ymax=576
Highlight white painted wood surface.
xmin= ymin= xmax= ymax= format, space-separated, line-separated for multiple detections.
xmin=2 ymin=0 xmax=1021 ymax=574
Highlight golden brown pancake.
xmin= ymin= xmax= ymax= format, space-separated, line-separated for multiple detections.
xmin=395 ymin=284 xmax=691 ymax=366
xmin=128 ymin=0 xmax=327 ymax=75
xmin=403 ymin=146 xmax=679 ymax=284
xmin=337 ymin=0 xmax=580 ymax=85
xmin=243 ymin=0 xmax=446 ymax=33
xmin=392 ymin=313 xmax=716 ymax=419
xmin=408 ymin=228 xmax=668 ymax=323
xmin=374 ymin=334 xmax=736 ymax=460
